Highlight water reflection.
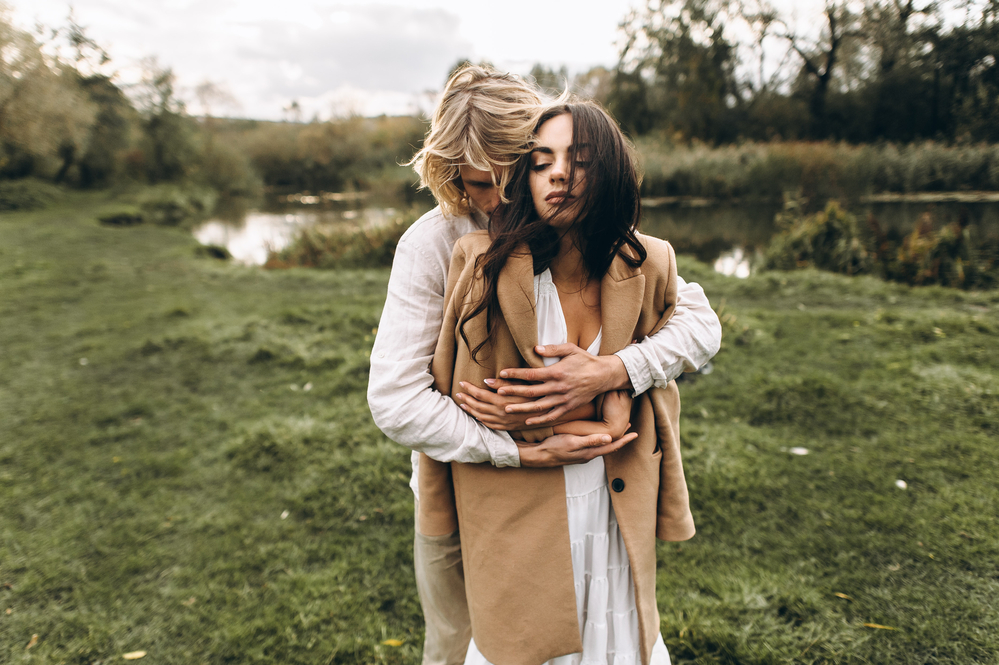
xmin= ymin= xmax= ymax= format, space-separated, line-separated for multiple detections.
xmin=194 ymin=195 xmax=999 ymax=272
xmin=193 ymin=207 xmax=401 ymax=265
xmin=713 ymin=247 xmax=754 ymax=278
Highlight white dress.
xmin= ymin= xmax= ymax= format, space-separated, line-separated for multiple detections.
xmin=464 ymin=269 xmax=671 ymax=665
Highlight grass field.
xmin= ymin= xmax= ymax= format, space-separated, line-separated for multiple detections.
xmin=1 ymin=194 xmax=998 ymax=664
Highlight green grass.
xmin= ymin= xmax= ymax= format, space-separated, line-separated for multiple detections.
xmin=1 ymin=194 xmax=997 ymax=664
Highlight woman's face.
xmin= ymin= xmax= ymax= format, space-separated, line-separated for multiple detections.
xmin=529 ymin=113 xmax=588 ymax=228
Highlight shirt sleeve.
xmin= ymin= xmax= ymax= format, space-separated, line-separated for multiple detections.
xmin=614 ymin=273 xmax=722 ymax=395
xmin=367 ymin=235 xmax=521 ymax=467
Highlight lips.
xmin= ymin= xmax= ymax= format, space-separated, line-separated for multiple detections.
xmin=546 ymin=190 xmax=572 ymax=202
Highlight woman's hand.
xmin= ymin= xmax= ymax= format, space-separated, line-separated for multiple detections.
xmin=599 ymin=390 xmax=633 ymax=440
xmin=454 ymin=378 xmax=534 ymax=431
xmin=494 ymin=344 xmax=632 ymax=426
xmin=517 ymin=431 xmax=639 ymax=468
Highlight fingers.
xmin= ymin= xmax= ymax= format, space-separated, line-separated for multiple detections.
xmin=460 ymin=381 xmax=500 ymax=404
xmin=498 ymin=366 xmax=549 ymax=383
xmin=523 ymin=403 xmax=571 ymax=426
xmin=533 ymin=343 xmax=581 ymax=358
xmin=576 ymin=432 xmax=637 ymax=462
xmin=518 ymin=431 xmax=639 ymax=468
xmin=504 ymin=395 xmax=565 ymax=415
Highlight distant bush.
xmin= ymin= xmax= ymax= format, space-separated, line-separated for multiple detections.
xmin=0 ymin=178 xmax=64 ymax=211
xmin=97 ymin=205 xmax=144 ymax=226
xmin=265 ymin=214 xmax=417 ymax=269
xmin=196 ymin=138 xmax=262 ymax=200
xmin=871 ymin=212 xmax=996 ymax=289
xmin=764 ymin=200 xmax=874 ymax=275
xmin=134 ymin=184 xmax=217 ymax=227
xmin=765 ymin=198 xmax=997 ymax=289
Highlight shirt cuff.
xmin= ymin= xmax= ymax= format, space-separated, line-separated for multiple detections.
xmin=615 ymin=344 xmax=656 ymax=396
xmin=490 ymin=429 xmax=522 ymax=468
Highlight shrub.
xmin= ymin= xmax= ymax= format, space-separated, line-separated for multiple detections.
xmin=0 ymin=178 xmax=63 ymax=211
xmin=97 ymin=205 xmax=144 ymax=226
xmin=874 ymin=211 xmax=996 ymax=289
xmin=134 ymin=184 xmax=217 ymax=227
xmin=196 ymin=138 xmax=262 ymax=200
xmin=766 ymin=199 xmax=998 ymax=289
xmin=265 ymin=214 xmax=416 ymax=269
xmin=764 ymin=199 xmax=874 ymax=275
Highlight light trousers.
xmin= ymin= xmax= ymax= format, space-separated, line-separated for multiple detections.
xmin=414 ymin=501 xmax=471 ymax=665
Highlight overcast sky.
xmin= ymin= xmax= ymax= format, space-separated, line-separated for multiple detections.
xmin=10 ymin=0 xmax=826 ymax=120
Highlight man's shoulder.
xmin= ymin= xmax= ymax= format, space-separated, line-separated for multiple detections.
xmin=398 ymin=206 xmax=484 ymax=257
xmin=453 ymin=229 xmax=492 ymax=254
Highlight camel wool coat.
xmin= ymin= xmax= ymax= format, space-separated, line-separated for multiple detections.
xmin=417 ymin=231 xmax=696 ymax=665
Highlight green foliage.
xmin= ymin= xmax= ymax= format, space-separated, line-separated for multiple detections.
xmin=637 ymin=140 xmax=999 ymax=201
xmin=618 ymin=0 xmax=741 ymax=143
xmin=0 ymin=10 xmax=97 ymax=180
xmin=196 ymin=136 xmax=262 ymax=199
xmin=0 ymin=178 xmax=63 ymax=210
xmin=229 ymin=115 xmax=426 ymax=194
xmin=265 ymin=214 xmax=418 ymax=269
xmin=76 ymin=75 xmax=137 ymax=187
xmin=873 ymin=213 xmax=997 ymax=289
xmin=764 ymin=199 xmax=998 ymax=289
xmin=606 ymin=0 xmax=999 ymax=143
xmin=133 ymin=184 xmax=217 ymax=227
xmin=97 ymin=204 xmax=144 ymax=226
xmin=765 ymin=200 xmax=873 ymax=275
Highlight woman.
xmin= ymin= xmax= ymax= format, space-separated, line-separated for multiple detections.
xmin=418 ymin=101 xmax=696 ymax=665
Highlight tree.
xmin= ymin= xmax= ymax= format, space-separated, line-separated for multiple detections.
xmin=0 ymin=8 xmax=96 ymax=180
xmin=615 ymin=0 xmax=743 ymax=142
xmin=774 ymin=2 xmax=864 ymax=137
xmin=130 ymin=57 xmax=197 ymax=182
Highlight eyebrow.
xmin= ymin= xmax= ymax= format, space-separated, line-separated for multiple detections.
xmin=530 ymin=142 xmax=594 ymax=156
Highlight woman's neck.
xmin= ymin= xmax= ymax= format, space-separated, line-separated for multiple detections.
xmin=549 ymin=229 xmax=589 ymax=287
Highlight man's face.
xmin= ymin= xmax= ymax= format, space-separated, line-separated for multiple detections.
xmin=458 ymin=165 xmax=502 ymax=216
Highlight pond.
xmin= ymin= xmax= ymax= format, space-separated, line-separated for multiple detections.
xmin=194 ymin=193 xmax=999 ymax=278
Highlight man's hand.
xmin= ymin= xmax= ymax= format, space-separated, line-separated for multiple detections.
xmin=496 ymin=344 xmax=632 ymax=426
xmin=517 ymin=431 xmax=639 ymax=468
xmin=454 ymin=379 xmax=533 ymax=431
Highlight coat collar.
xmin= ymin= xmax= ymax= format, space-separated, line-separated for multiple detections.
xmin=496 ymin=244 xmax=645 ymax=362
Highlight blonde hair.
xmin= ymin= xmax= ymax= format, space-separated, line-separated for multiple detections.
xmin=410 ymin=64 xmax=546 ymax=217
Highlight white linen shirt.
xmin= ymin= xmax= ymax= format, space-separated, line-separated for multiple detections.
xmin=367 ymin=206 xmax=722 ymax=497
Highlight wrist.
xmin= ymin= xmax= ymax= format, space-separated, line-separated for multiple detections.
xmin=600 ymin=354 xmax=632 ymax=392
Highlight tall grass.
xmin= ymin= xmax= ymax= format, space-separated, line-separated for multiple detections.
xmin=637 ymin=140 xmax=999 ymax=203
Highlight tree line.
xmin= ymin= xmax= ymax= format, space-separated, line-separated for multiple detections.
xmin=538 ymin=0 xmax=998 ymax=144
xmin=2 ymin=1 xmax=997 ymax=203
xmin=0 ymin=9 xmax=425 ymax=199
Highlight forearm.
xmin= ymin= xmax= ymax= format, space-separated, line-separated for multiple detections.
xmin=615 ymin=274 xmax=721 ymax=395
xmin=367 ymin=238 xmax=520 ymax=467
xmin=553 ymin=419 xmax=616 ymax=438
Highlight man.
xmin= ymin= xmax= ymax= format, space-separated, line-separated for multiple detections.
xmin=367 ymin=64 xmax=721 ymax=665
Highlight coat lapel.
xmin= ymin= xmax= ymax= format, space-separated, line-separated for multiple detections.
xmin=598 ymin=251 xmax=645 ymax=355
xmin=497 ymin=244 xmax=646 ymax=361
xmin=496 ymin=246 xmax=547 ymax=367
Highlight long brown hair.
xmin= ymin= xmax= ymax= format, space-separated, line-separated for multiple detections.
xmin=460 ymin=100 xmax=647 ymax=361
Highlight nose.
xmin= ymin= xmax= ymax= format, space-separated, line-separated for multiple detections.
xmin=483 ymin=189 xmax=500 ymax=214
xmin=549 ymin=157 xmax=568 ymax=183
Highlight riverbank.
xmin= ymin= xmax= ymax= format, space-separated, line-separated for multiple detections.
xmin=2 ymin=194 xmax=997 ymax=663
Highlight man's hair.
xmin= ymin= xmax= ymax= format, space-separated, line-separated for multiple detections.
xmin=410 ymin=64 xmax=545 ymax=217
